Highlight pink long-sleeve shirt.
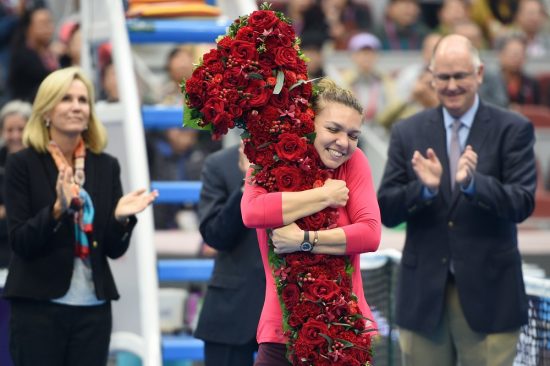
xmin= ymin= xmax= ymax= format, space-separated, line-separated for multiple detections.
xmin=241 ymin=149 xmax=382 ymax=344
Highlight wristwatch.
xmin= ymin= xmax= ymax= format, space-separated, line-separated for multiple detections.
xmin=300 ymin=231 xmax=313 ymax=252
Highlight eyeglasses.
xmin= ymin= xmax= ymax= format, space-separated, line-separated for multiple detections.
xmin=432 ymin=71 xmax=475 ymax=83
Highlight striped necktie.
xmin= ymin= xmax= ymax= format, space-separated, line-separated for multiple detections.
xmin=449 ymin=120 xmax=462 ymax=191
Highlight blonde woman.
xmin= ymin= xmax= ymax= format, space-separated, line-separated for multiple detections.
xmin=3 ymin=67 xmax=157 ymax=366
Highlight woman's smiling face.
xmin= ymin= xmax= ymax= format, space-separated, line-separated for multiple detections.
xmin=313 ymin=101 xmax=362 ymax=169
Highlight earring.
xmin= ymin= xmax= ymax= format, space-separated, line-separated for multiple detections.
xmin=45 ymin=118 xmax=50 ymax=128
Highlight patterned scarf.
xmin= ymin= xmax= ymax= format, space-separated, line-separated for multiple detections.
xmin=47 ymin=138 xmax=94 ymax=260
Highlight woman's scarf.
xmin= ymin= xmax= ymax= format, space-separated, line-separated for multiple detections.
xmin=47 ymin=138 xmax=94 ymax=260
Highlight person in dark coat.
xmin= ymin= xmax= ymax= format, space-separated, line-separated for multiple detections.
xmin=194 ymin=144 xmax=265 ymax=366
xmin=378 ymin=34 xmax=536 ymax=366
xmin=3 ymin=67 xmax=157 ymax=366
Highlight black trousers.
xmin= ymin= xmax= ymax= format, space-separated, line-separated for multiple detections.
xmin=9 ymin=299 xmax=111 ymax=366
xmin=204 ymin=338 xmax=258 ymax=366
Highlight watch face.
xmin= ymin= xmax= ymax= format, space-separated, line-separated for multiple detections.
xmin=300 ymin=241 xmax=313 ymax=252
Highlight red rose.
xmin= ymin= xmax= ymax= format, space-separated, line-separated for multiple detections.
xmin=212 ymin=111 xmax=234 ymax=138
xmin=235 ymin=26 xmax=256 ymax=42
xmin=245 ymin=80 xmax=272 ymax=107
xmin=247 ymin=10 xmax=279 ymax=31
xmin=274 ymin=133 xmax=308 ymax=162
xmin=227 ymin=104 xmax=242 ymax=120
xmin=258 ymin=52 xmax=277 ymax=69
xmin=283 ymin=70 xmax=297 ymax=87
xmin=282 ymin=283 xmax=300 ymax=309
xmin=298 ymin=319 xmax=329 ymax=346
xmin=269 ymin=88 xmax=289 ymax=110
xmin=275 ymin=21 xmax=295 ymax=44
xmin=261 ymin=105 xmax=280 ymax=123
xmin=200 ymin=98 xmax=225 ymax=124
xmin=271 ymin=165 xmax=304 ymax=192
xmin=224 ymin=89 xmax=239 ymax=104
xmin=231 ymin=40 xmax=258 ymax=61
xmin=303 ymin=278 xmax=340 ymax=302
xmin=254 ymin=147 xmax=275 ymax=167
xmin=202 ymin=49 xmax=220 ymax=66
xmin=222 ymin=67 xmax=247 ymax=89
xmin=216 ymin=36 xmax=233 ymax=57
xmin=300 ymin=211 xmax=326 ymax=230
xmin=292 ymin=339 xmax=318 ymax=364
xmin=273 ymin=47 xmax=298 ymax=68
xmin=264 ymin=31 xmax=292 ymax=49
xmin=290 ymin=301 xmax=322 ymax=326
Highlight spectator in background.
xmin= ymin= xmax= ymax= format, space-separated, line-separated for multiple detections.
xmin=341 ymin=32 xmax=397 ymax=129
xmin=96 ymin=43 xmax=119 ymax=103
xmin=0 ymin=99 xmax=28 ymax=366
xmin=435 ymin=0 xmax=471 ymax=36
xmin=470 ymin=0 xmax=520 ymax=45
xmin=58 ymin=22 xmax=81 ymax=67
xmin=300 ymin=32 xmax=326 ymax=80
xmin=496 ymin=33 xmax=541 ymax=106
xmin=280 ymin=0 xmax=329 ymax=42
xmin=0 ymin=1 xmax=25 ymax=104
xmin=321 ymin=0 xmax=373 ymax=50
xmin=394 ymin=32 xmax=442 ymax=102
xmin=148 ymin=45 xmax=221 ymax=229
xmin=0 ymin=100 xmax=32 ymax=269
xmin=378 ymin=34 xmax=536 ymax=366
xmin=159 ymin=45 xmax=194 ymax=106
xmin=452 ymin=19 xmax=489 ymax=49
xmin=378 ymin=68 xmax=440 ymax=131
xmin=194 ymin=144 xmax=265 ymax=366
xmin=377 ymin=0 xmax=430 ymax=50
xmin=451 ymin=20 xmax=510 ymax=107
xmin=99 ymin=60 xmax=119 ymax=103
xmin=8 ymin=4 xmax=59 ymax=102
xmin=513 ymin=0 xmax=550 ymax=58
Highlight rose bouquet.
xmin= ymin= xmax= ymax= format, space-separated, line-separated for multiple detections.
xmin=183 ymin=3 xmax=375 ymax=365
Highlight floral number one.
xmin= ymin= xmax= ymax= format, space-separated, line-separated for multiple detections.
xmin=183 ymin=3 xmax=375 ymax=365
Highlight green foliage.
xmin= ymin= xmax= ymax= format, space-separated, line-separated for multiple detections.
xmin=183 ymin=106 xmax=210 ymax=131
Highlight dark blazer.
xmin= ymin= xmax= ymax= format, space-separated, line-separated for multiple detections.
xmin=0 ymin=147 xmax=10 ymax=268
xmin=2 ymin=147 xmax=136 ymax=301
xmin=378 ymin=101 xmax=536 ymax=335
xmin=194 ymin=146 xmax=265 ymax=345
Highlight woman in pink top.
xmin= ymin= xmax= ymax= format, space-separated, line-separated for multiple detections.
xmin=241 ymin=79 xmax=382 ymax=365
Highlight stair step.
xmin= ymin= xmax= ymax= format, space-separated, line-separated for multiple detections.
xmin=128 ymin=18 xmax=230 ymax=44
xmin=142 ymin=105 xmax=183 ymax=129
xmin=158 ymin=259 xmax=213 ymax=282
xmin=162 ymin=334 xmax=204 ymax=361
xmin=151 ymin=181 xmax=202 ymax=204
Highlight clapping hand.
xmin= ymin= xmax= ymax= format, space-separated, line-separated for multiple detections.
xmin=53 ymin=166 xmax=78 ymax=219
xmin=456 ymin=145 xmax=477 ymax=187
xmin=114 ymin=189 xmax=158 ymax=222
xmin=411 ymin=148 xmax=443 ymax=191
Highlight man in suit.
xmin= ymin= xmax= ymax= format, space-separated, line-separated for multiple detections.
xmin=194 ymin=144 xmax=265 ymax=366
xmin=378 ymin=34 xmax=537 ymax=366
